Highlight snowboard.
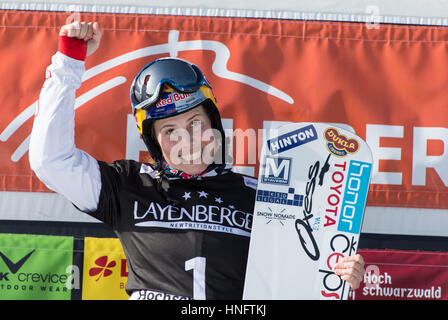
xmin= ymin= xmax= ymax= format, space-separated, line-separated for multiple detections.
xmin=243 ymin=122 xmax=373 ymax=300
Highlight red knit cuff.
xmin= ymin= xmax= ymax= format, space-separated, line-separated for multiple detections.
xmin=58 ymin=35 xmax=87 ymax=61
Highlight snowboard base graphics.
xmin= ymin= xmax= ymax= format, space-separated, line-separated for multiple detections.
xmin=243 ymin=122 xmax=373 ymax=300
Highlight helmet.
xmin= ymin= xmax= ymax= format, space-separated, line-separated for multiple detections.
xmin=130 ymin=57 xmax=225 ymax=165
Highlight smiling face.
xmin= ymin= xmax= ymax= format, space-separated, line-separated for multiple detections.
xmin=152 ymin=105 xmax=220 ymax=175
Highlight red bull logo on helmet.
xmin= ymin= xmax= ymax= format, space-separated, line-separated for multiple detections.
xmin=149 ymin=87 xmax=206 ymax=119
xmin=156 ymin=92 xmax=191 ymax=108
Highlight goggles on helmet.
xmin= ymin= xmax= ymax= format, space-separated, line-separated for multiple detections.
xmin=131 ymin=57 xmax=212 ymax=112
xmin=130 ymin=57 xmax=218 ymax=134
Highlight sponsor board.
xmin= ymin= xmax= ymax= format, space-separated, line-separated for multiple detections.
xmin=0 ymin=234 xmax=73 ymax=300
xmin=244 ymin=123 xmax=372 ymax=299
xmin=354 ymin=249 xmax=448 ymax=300
xmin=1 ymin=11 xmax=447 ymax=213
xmin=82 ymin=237 xmax=129 ymax=300
xmin=0 ymin=9 xmax=447 ymax=301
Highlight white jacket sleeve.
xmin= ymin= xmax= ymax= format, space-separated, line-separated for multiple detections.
xmin=29 ymin=51 xmax=101 ymax=212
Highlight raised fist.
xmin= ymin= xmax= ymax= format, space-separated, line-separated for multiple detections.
xmin=59 ymin=13 xmax=102 ymax=56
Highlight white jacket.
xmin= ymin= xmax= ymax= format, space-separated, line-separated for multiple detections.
xmin=29 ymin=52 xmax=101 ymax=212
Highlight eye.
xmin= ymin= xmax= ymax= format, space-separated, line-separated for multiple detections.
xmin=164 ymin=128 xmax=174 ymax=136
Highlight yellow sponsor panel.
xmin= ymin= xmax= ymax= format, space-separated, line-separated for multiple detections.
xmin=82 ymin=237 xmax=129 ymax=300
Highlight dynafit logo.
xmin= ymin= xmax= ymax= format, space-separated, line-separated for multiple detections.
xmin=324 ymin=128 xmax=359 ymax=157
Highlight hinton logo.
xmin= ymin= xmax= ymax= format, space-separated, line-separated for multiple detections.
xmin=267 ymin=125 xmax=317 ymax=154
xmin=324 ymin=128 xmax=359 ymax=157
xmin=89 ymin=256 xmax=116 ymax=282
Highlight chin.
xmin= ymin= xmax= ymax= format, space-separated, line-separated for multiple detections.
xmin=178 ymin=164 xmax=209 ymax=176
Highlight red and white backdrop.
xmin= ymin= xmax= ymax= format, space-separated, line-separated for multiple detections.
xmin=0 ymin=2 xmax=447 ymax=299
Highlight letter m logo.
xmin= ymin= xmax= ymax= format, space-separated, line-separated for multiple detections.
xmin=261 ymin=156 xmax=292 ymax=185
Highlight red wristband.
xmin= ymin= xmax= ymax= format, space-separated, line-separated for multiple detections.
xmin=58 ymin=35 xmax=87 ymax=61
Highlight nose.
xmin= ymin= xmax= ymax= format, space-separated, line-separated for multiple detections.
xmin=188 ymin=123 xmax=203 ymax=145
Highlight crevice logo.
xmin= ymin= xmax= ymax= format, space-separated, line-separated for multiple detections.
xmin=0 ymin=250 xmax=35 ymax=279
xmin=0 ymin=234 xmax=73 ymax=300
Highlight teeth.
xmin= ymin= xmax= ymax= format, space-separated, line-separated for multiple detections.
xmin=180 ymin=150 xmax=202 ymax=162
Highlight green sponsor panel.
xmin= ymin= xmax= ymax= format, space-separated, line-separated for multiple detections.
xmin=0 ymin=233 xmax=74 ymax=300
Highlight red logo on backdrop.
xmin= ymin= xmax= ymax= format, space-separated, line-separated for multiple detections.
xmin=89 ymin=256 xmax=116 ymax=281
xmin=88 ymin=255 xmax=128 ymax=282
